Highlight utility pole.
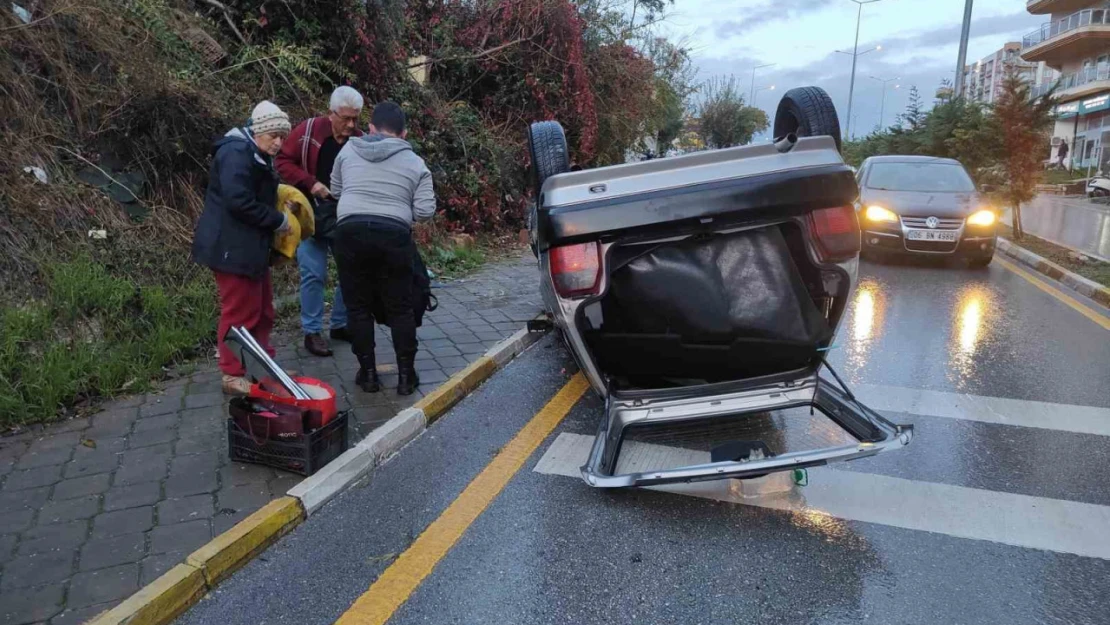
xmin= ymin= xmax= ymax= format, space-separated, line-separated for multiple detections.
xmin=870 ymin=76 xmax=899 ymax=130
xmin=954 ymin=0 xmax=974 ymax=98
xmin=840 ymin=0 xmax=883 ymax=139
xmin=749 ymin=63 xmax=775 ymax=104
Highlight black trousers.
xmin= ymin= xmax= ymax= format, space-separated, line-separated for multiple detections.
xmin=333 ymin=219 xmax=418 ymax=364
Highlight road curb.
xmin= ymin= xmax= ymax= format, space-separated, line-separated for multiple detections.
xmin=87 ymin=324 xmax=543 ymax=625
xmin=997 ymin=238 xmax=1110 ymax=309
xmin=88 ymin=497 xmax=305 ymax=625
xmin=290 ymin=326 xmax=543 ymax=514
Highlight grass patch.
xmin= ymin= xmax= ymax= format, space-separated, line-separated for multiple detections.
xmin=1041 ymin=169 xmax=1085 ymax=185
xmin=422 ymin=242 xmax=487 ymax=278
xmin=0 ymin=258 xmax=217 ymax=428
xmin=999 ymin=224 xmax=1110 ymax=288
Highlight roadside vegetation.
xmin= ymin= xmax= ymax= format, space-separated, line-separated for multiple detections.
xmin=0 ymin=0 xmax=695 ymax=427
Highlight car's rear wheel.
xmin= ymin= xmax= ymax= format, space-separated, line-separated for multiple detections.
xmin=527 ymin=121 xmax=570 ymax=200
xmin=773 ymin=86 xmax=842 ymax=153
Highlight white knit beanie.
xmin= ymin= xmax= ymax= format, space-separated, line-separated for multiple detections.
xmin=248 ymin=100 xmax=291 ymax=136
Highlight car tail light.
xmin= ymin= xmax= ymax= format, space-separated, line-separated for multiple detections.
xmin=808 ymin=205 xmax=861 ymax=262
xmin=550 ymin=242 xmax=601 ymax=298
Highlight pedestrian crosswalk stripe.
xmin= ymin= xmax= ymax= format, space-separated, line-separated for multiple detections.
xmin=534 ymin=433 xmax=1110 ymax=561
xmin=853 ymin=383 xmax=1110 ymax=437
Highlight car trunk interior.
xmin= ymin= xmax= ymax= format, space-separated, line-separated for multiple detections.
xmin=579 ymin=222 xmax=847 ymax=394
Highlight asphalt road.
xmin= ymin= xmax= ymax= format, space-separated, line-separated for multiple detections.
xmin=176 ymin=258 xmax=1110 ymax=625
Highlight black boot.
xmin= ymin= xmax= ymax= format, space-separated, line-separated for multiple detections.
xmin=397 ymin=358 xmax=420 ymax=396
xmin=355 ymin=355 xmax=380 ymax=393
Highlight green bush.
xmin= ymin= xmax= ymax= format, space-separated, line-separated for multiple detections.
xmin=0 ymin=259 xmax=217 ymax=428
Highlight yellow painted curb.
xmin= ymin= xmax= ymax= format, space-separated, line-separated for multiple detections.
xmin=186 ymin=496 xmax=304 ymax=586
xmin=87 ymin=563 xmax=206 ymax=625
xmin=414 ymin=356 xmax=497 ymax=423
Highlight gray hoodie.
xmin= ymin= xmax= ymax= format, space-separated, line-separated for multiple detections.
xmin=331 ymin=134 xmax=435 ymax=228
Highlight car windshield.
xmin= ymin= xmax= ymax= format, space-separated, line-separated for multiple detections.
xmin=866 ymin=161 xmax=976 ymax=192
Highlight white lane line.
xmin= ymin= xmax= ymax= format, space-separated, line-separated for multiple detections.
xmin=535 ymin=433 xmax=1110 ymax=561
xmin=853 ymin=383 xmax=1110 ymax=437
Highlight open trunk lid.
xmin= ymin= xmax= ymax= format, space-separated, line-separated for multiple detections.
xmin=582 ymin=370 xmax=913 ymax=487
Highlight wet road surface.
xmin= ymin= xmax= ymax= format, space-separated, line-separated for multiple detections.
xmin=175 ymin=258 xmax=1110 ymax=625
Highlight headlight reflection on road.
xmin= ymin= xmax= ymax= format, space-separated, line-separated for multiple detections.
xmin=958 ymin=294 xmax=983 ymax=354
xmin=949 ymin=287 xmax=994 ymax=388
xmin=846 ymin=281 xmax=885 ymax=373
xmin=854 ymin=288 xmax=876 ymax=342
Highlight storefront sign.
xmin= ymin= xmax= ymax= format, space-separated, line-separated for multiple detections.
xmin=1056 ymin=101 xmax=1080 ymax=118
xmin=1081 ymin=94 xmax=1110 ymax=114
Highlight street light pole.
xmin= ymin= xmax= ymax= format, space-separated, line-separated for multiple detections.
xmin=844 ymin=0 xmax=882 ymax=140
xmin=954 ymin=0 xmax=974 ymax=98
xmin=749 ymin=63 xmax=775 ymax=104
xmin=753 ymin=84 xmax=776 ymax=107
xmin=870 ymin=75 xmax=899 ymax=130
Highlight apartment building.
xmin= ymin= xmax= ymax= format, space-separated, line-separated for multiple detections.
xmin=963 ymin=42 xmax=1058 ymax=104
xmin=1022 ymin=0 xmax=1110 ymax=171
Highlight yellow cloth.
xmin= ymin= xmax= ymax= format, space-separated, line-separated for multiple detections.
xmin=272 ymin=184 xmax=315 ymax=263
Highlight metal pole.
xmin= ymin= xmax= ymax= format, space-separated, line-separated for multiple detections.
xmin=879 ymin=83 xmax=887 ymax=129
xmin=749 ymin=63 xmax=774 ymax=105
xmin=846 ymin=2 xmax=863 ymax=139
xmin=954 ymin=0 xmax=974 ymax=98
xmin=870 ymin=76 xmax=898 ymax=130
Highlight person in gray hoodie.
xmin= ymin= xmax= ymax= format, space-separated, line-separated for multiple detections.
xmin=331 ymin=101 xmax=435 ymax=396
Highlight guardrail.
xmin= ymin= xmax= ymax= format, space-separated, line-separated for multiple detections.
xmin=1023 ymin=8 xmax=1110 ymax=49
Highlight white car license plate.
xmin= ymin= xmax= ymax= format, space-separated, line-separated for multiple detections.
xmin=907 ymin=229 xmax=958 ymax=242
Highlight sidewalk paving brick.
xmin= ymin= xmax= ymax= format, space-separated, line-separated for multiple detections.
xmin=53 ymin=473 xmax=111 ymax=500
xmin=0 ymin=583 xmax=65 ymax=623
xmin=78 ymin=532 xmax=146 ymax=571
xmin=0 ymin=252 xmax=541 ymax=622
xmin=67 ymin=563 xmax=139 ymax=607
xmin=91 ymin=507 xmax=153 ymax=539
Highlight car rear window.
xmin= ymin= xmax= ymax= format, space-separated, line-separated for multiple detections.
xmin=865 ymin=162 xmax=975 ymax=192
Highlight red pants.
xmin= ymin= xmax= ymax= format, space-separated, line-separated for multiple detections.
xmin=214 ymin=270 xmax=275 ymax=377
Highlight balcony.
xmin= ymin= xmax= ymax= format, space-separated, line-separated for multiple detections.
xmin=1032 ymin=66 xmax=1110 ymax=100
xmin=1022 ymin=8 xmax=1110 ymax=66
xmin=1026 ymin=0 xmax=1101 ymax=16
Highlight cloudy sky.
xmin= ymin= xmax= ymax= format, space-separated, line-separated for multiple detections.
xmin=659 ymin=0 xmax=1047 ymax=140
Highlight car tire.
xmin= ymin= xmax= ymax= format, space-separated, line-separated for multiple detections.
xmin=968 ymin=255 xmax=993 ymax=268
xmin=773 ymin=86 xmax=842 ymax=153
xmin=527 ymin=121 xmax=570 ymax=200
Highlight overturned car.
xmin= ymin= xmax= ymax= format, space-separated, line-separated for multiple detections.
xmin=527 ymin=87 xmax=913 ymax=488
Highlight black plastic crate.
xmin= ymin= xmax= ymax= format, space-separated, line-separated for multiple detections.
xmin=227 ymin=410 xmax=349 ymax=476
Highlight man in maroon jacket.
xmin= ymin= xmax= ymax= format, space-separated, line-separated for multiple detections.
xmin=276 ymin=86 xmax=364 ymax=357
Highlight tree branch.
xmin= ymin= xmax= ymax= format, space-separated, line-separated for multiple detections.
xmin=411 ymin=37 xmax=528 ymax=68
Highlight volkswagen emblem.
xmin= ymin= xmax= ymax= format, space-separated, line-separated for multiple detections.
xmin=925 ymin=216 xmax=940 ymax=229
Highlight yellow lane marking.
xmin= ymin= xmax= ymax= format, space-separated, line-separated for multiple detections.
xmin=334 ymin=373 xmax=590 ymax=625
xmin=995 ymin=255 xmax=1110 ymax=331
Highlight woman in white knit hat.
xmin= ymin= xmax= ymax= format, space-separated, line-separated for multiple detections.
xmin=192 ymin=101 xmax=295 ymax=395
